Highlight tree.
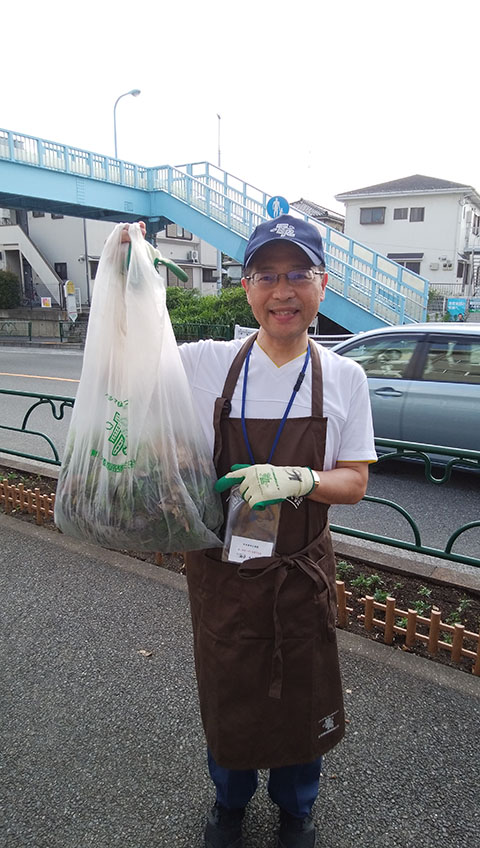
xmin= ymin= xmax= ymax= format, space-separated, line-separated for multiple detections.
xmin=0 ymin=270 xmax=21 ymax=309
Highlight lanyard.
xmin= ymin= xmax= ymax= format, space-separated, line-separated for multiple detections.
xmin=241 ymin=343 xmax=311 ymax=465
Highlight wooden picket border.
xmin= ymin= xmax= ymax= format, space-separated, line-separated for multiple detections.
xmin=0 ymin=479 xmax=55 ymax=525
xmin=336 ymin=581 xmax=480 ymax=677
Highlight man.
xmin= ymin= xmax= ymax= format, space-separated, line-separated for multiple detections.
xmin=125 ymin=216 xmax=376 ymax=847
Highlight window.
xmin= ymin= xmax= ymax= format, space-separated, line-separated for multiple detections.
xmin=167 ymin=266 xmax=193 ymax=288
xmin=202 ymin=268 xmax=218 ymax=283
xmin=89 ymin=260 xmax=99 ymax=280
xmin=387 ymin=253 xmax=423 ymax=275
xmin=423 ymin=339 xmax=480 ymax=384
xmin=51 ymin=213 xmax=64 ymax=220
xmin=54 ymin=262 xmax=68 ymax=280
xmin=165 ymin=223 xmax=193 ymax=240
xmin=409 ymin=207 xmax=425 ymax=222
xmin=457 ymin=261 xmax=467 ymax=281
xmin=360 ymin=207 xmax=385 ymax=225
xmin=340 ymin=336 xmax=417 ymax=379
xmin=393 ymin=208 xmax=408 ymax=220
xmin=32 ymin=210 xmax=45 ymax=218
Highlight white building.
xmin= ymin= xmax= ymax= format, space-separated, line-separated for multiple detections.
xmin=0 ymin=210 xmax=220 ymax=306
xmin=335 ymin=175 xmax=480 ymax=296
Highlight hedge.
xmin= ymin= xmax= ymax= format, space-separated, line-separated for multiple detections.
xmin=0 ymin=270 xmax=21 ymax=309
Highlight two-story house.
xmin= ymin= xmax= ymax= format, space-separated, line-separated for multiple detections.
xmin=335 ymin=175 xmax=480 ymax=297
xmin=0 ymin=210 xmax=220 ymax=306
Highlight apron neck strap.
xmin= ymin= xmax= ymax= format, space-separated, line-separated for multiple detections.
xmin=221 ymin=333 xmax=324 ymax=418
xmin=221 ymin=332 xmax=258 ymax=401
xmin=309 ymin=340 xmax=324 ymax=418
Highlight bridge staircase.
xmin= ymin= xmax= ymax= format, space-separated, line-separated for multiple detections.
xmin=0 ymin=224 xmax=63 ymax=305
xmin=0 ymin=128 xmax=430 ymax=331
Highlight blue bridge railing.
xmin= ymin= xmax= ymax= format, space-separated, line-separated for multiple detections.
xmin=0 ymin=128 xmax=429 ymax=325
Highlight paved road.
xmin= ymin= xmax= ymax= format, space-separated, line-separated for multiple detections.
xmin=0 ymin=346 xmax=479 ymax=559
xmin=1 ymin=513 xmax=478 ymax=848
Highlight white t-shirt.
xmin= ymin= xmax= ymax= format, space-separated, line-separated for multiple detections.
xmin=179 ymin=337 xmax=377 ymax=471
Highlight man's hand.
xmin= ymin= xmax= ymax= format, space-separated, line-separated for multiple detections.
xmin=215 ymin=463 xmax=315 ymax=510
xmin=120 ymin=221 xmax=147 ymax=243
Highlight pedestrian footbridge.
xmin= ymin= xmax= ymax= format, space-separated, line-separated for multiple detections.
xmin=0 ymin=128 xmax=429 ymax=331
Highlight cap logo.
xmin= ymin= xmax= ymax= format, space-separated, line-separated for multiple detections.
xmin=270 ymin=222 xmax=295 ymax=238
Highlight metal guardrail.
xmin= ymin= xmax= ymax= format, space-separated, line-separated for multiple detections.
xmin=0 ymin=321 xmax=86 ymax=344
xmin=0 ymin=389 xmax=74 ymax=464
xmin=0 ymin=388 xmax=478 ymax=567
xmin=330 ymin=439 xmax=480 ymax=568
xmin=0 ymin=320 xmax=32 ymax=342
xmin=171 ymin=322 xmax=234 ymax=341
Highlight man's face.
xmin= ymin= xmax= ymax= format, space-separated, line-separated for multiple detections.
xmin=241 ymin=242 xmax=327 ymax=344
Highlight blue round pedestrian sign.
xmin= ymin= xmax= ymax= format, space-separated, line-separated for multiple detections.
xmin=267 ymin=195 xmax=290 ymax=218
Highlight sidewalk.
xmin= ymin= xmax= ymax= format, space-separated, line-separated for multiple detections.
xmin=0 ymin=513 xmax=478 ymax=848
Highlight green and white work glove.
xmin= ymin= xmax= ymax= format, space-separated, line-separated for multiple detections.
xmin=215 ymin=463 xmax=315 ymax=510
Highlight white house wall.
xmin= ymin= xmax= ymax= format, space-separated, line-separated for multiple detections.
xmin=343 ymin=191 xmax=468 ymax=285
xmin=27 ymin=214 xmax=115 ymax=300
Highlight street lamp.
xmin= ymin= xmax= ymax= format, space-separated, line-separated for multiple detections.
xmin=113 ymin=89 xmax=141 ymax=158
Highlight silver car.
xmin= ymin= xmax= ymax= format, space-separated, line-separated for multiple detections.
xmin=331 ymin=323 xmax=480 ymax=454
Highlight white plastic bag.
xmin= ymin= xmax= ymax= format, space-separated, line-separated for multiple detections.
xmin=54 ymin=223 xmax=223 ymax=552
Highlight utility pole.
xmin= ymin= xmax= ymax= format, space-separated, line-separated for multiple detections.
xmin=216 ymin=113 xmax=222 ymax=293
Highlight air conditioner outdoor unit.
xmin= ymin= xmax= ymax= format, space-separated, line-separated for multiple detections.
xmin=189 ymin=250 xmax=199 ymax=263
xmin=442 ymin=261 xmax=453 ymax=270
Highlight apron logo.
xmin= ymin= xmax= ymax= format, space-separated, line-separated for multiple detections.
xmin=270 ymin=222 xmax=295 ymax=238
xmin=317 ymin=710 xmax=339 ymax=739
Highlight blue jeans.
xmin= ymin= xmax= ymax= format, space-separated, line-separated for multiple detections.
xmin=207 ymin=750 xmax=323 ymax=818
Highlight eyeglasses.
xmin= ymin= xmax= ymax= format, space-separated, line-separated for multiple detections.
xmin=244 ymin=269 xmax=324 ymax=289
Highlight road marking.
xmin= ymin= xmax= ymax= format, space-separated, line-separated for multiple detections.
xmin=0 ymin=372 xmax=80 ymax=383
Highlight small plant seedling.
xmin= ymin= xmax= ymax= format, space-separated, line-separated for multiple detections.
xmin=412 ymin=599 xmax=431 ymax=616
xmin=457 ymin=597 xmax=472 ymax=616
xmin=351 ymin=573 xmax=385 ymax=593
xmin=336 ymin=560 xmax=354 ymax=581
xmin=447 ymin=610 xmax=461 ymax=625
xmin=374 ymin=589 xmax=388 ymax=603
xmin=418 ymin=585 xmax=432 ymax=598
xmin=351 ymin=574 xmax=370 ymax=591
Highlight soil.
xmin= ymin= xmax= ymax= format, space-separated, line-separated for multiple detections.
xmin=1 ymin=464 xmax=479 ymax=675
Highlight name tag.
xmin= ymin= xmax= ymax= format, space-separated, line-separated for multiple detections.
xmin=228 ymin=535 xmax=274 ymax=563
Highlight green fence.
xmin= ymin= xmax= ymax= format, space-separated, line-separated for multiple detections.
xmin=0 ymin=320 xmax=32 ymax=341
xmin=171 ymin=322 xmax=234 ymax=341
xmin=0 ymin=388 xmax=479 ymax=568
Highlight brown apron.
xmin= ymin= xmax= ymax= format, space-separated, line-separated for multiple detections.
xmin=185 ymin=334 xmax=345 ymax=770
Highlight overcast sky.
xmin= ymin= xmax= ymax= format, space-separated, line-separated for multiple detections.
xmin=2 ymin=0 xmax=479 ymax=213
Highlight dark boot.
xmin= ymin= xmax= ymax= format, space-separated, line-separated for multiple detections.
xmin=204 ymin=802 xmax=245 ymax=848
xmin=277 ymin=809 xmax=317 ymax=848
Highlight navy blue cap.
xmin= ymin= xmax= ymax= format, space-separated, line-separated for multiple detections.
xmin=244 ymin=214 xmax=325 ymax=269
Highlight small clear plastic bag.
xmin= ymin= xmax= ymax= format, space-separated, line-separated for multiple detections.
xmin=222 ymin=486 xmax=281 ymax=563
